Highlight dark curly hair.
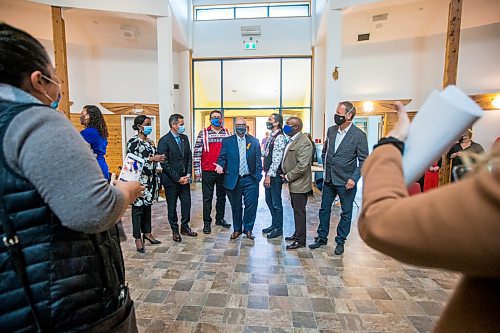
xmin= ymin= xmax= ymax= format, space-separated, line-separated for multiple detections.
xmin=84 ymin=105 xmax=108 ymax=138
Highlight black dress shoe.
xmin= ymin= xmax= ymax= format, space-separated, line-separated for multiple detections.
xmin=285 ymin=234 xmax=297 ymax=241
xmin=309 ymin=238 xmax=328 ymax=249
xmin=334 ymin=243 xmax=345 ymax=255
xmin=203 ymin=225 xmax=211 ymax=234
xmin=267 ymin=229 xmax=282 ymax=239
xmin=215 ymin=219 xmax=231 ymax=228
xmin=143 ymin=234 xmax=161 ymax=245
xmin=181 ymin=228 xmax=198 ymax=237
xmin=262 ymin=225 xmax=274 ymax=233
xmin=136 ymin=247 xmax=145 ymax=253
xmin=172 ymin=233 xmax=182 ymax=242
xmin=286 ymin=241 xmax=305 ymax=250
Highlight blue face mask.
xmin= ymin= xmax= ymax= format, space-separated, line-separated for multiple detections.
xmin=142 ymin=126 xmax=153 ymax=136
xmin=50 ymin=94 xmax=61 ymax=109
xmin=211 ymin=118 xmax=222 ymax=127
xmin=177 ymin=125 xmax=185 ymax=134
xmin=283 ymin=124 xmax=295 ymax=136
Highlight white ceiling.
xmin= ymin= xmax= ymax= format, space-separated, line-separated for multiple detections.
xmin=0 ymin=0 xmax=187 ymax=51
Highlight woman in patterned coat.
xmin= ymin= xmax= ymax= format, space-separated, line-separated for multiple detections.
xmin=127 ymin=115 xmax=165 ymax=253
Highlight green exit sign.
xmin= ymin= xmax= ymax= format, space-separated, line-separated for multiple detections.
xmin=245 ymin=42 xmax=257 ymax=50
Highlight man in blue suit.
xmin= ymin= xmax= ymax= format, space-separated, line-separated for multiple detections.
xmin=215 ymin=117 xmax=262 ymax=240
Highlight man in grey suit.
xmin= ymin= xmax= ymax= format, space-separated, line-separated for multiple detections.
xmin=309 ymin=101 xmax=368 ymax=255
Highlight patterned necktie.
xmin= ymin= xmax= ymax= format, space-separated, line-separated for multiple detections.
xmin=239 ymin=138 xmax=247 ymax=176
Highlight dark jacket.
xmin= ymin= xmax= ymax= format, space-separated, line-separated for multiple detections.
xmin=0 ymin=102 xmax=127 ymax=332
xmin=322 ymin=124 xmax=368 ymax=186
xmin=217 ymin=134 xmax=262 ymax=191
xmin=157 ymin=131 xmax=192 ymax=187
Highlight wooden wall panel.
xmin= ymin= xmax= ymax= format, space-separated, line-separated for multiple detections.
xmin=70 ymin=113 xmax=160 ymax=175
xmin=383 ymin=111 xmax=417 ymax=137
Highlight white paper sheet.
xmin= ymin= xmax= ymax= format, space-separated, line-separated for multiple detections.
xmin=402 ymin=85 xmax=483 ymax=185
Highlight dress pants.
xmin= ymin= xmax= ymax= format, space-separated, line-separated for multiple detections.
xmin=165 ymin=183 xmax=191 ymax=232
xmin=202 ymin=171 xmax=226 ymax=225
xmin=317 ymin=182 xmax=357 ymax=245
xmin=290 ymin=192 xmax=308 ymax=245
xmin=264 ymin=176 xmax=283 ymax=232
xmin=131 ymin=205 xmax=152 ymax=240
xmin=226 ymin=176 xmax=259 ymax=233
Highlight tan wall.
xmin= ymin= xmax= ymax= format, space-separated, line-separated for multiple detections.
xmin=70 ymin=114 xmax=161 ymax=175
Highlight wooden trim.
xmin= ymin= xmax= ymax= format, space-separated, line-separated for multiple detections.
xmin=51 ymin=6 xmax=70 ymax=118
xmin=440 ymin=0 xmax=463 ymax=185
xmin=442 ymin=0 xmax=463 ymax=88
xmin=100 ymin=103 xmax=159 ymax=116
xmin=469 ymin=92 xmax=500 ymax=111
xmin=350 ymin=99 xmax=413 ymax=116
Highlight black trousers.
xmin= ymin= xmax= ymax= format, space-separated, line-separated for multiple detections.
xmin=131 ymin=205 xmax=152 ymax=240
xmin=290 ymin=192 xmax=308 ymax=244
xmin=165 ymin=183 xmax=191 ymax=232
xmin=202 ymin=171 xmax=226 ymax=225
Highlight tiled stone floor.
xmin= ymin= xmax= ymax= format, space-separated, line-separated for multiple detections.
xmin=120 ymin=183 xmax=459 ymax=333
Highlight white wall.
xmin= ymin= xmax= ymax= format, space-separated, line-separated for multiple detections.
xmin=38 ymin=39 xmax=159 ymax=114
xmin=472 ymin=111 xmax=500 ymax=153
xmin=192 ymin=17 xmax=312 ymax=58
xmin=312 ymin=21 xmax=499 ymax=141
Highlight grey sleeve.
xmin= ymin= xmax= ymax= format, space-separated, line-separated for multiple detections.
xmin=352 ymin=130 xmax=369 ymax=183
xmin=3 ymin=107 xmax=126 ymax=234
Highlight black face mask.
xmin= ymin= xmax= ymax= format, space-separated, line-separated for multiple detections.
xmin=266 ymin=122 xmax=274 ymax=130
xmin=335 ymin=106 xmax=354 ymax=126
xmin=334 ymin=114 xmax=346 ymax=126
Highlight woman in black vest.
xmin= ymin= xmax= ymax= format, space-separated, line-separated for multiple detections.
xmin=0 ymin=23 xmax=143 ymax=332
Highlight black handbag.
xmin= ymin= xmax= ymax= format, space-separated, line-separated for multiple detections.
xmin=0 ymin=200 xmax=137 ymax=333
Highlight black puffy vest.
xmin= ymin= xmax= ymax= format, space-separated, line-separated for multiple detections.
xmin=0 ymin=102 xmax=126 ymax=332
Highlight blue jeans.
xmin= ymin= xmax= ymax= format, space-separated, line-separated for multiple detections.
xmin=226 ymin=176 xmax=259 ymax=233
xmin=264 ymin=176 xmax=283 ymax=232
xmin=317 ymin=182 xmax=357 ymax=245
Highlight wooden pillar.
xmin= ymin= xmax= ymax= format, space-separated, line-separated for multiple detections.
xmin=51 ymin=6 xmax=71 ymax=118
xmin=439 ymin=0 xmax=463 ymax=185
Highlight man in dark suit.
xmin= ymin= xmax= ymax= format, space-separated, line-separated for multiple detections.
xmin=309 ymin=101 xmax=368 ymax=255
xmin=215 ymin=117 xmax=262 ymax=240
xmin=158 ymin=114 xmax=198 ymax=242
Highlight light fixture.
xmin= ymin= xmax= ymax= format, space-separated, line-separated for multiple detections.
xmin=132 ymin=104 xmax=144 ymax=114
xmin=492 ymin=95 xmax=500 ymax=109
xmin=362 ymin=101 xmax=375 ymax=113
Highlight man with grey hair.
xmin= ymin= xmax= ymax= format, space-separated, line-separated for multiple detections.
xmin=309 ymin=101 xmax=368 ymax=255
xmin=215 ymin=117 xmax=262 ymax=240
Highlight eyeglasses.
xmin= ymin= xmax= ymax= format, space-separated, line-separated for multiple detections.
xmin=41 ymin=74 xmax=61 ymax=88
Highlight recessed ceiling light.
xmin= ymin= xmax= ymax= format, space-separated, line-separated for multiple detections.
xmin=362 ymin=101 xmax=375 ymax=113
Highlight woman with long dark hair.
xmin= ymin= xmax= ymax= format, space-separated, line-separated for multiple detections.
xmin=80 ymin=104 xmax=110 ymax=181
xmin=127 ymin=115 xmax=165 ymax=253
xmin=0 ymin=23 xmax=143 ymax=332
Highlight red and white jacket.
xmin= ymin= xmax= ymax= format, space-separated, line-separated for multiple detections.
xmin=193 ymin=126 xmax=232 ymax=177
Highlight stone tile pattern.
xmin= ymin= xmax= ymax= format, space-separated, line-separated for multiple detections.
xmin=121 ymin=184 xmax=459 ymax=332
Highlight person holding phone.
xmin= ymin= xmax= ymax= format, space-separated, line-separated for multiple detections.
xmin=157 ymin=114 xmax=197 ymax=242
xmin=127 ymin=115 xmax=165 ymax=253
xmin=0 ymin=23 xmax=144 ymax=332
